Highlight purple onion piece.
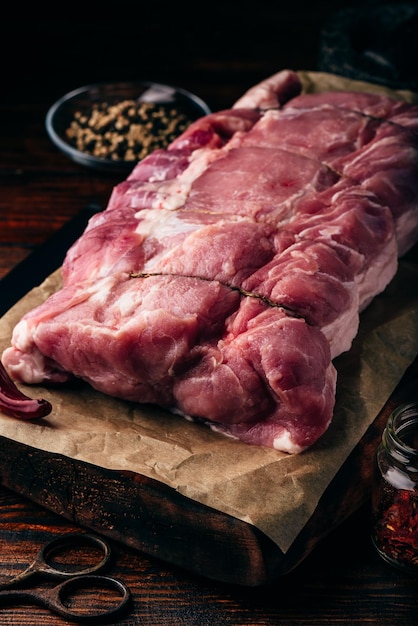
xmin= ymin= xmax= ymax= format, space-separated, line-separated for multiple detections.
xmin=0 ymin=361 xmax=52 ymax=420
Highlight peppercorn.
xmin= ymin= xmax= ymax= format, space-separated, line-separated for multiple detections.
xmin=65 ymin=99 xmax=191 ymax=162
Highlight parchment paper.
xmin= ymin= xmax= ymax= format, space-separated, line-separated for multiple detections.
xmin=1 ymin=72 xmax=418 ymax=553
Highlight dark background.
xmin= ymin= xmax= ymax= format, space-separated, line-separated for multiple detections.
xmin=4 ymin=0 xmax=415 ymax=112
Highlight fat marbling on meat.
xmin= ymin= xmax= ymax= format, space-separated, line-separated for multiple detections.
xmin=2 ymin=69 xmax=418 ymax=453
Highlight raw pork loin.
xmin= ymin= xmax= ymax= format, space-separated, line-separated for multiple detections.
xmin=3 ymin=70 xmax=418 ymax=453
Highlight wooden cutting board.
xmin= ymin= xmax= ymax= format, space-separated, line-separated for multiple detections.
xmin=0 ymin=208 xmax=417 ymax=586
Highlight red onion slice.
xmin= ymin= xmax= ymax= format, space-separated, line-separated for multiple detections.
xmin=0 ymin=361 xmax=52 ymax=420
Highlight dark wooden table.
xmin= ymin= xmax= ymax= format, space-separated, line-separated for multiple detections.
xmin=1 ymin=2 xmax=417 ymax=623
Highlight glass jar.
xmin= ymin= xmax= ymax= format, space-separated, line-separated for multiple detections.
xmin=371 ymin=402 xmax=418 ymax=573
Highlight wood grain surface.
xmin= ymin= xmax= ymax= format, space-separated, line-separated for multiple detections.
xmin=1 ymin=486 xmax=418 ymax=625
xmin=1 ymin=1 xmax=418 ymax=623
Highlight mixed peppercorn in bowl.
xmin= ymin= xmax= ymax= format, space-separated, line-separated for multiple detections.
xmin=46 ymin=81 xmax=211 ymax=173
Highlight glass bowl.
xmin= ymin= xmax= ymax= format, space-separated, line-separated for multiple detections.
xmin=45 ymin=81 xmax=211 ymax=173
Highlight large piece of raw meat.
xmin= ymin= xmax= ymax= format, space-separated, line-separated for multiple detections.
xmin=2 ymin=70 xmax=418 ymax=453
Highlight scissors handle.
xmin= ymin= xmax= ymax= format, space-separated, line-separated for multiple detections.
xmin=38 ymin=532 xmax=112 ymax=577
xmin=0 ymin=532 xmax=112 ymax=589
xmin=0 ymin=575 xmax=131 ymax=622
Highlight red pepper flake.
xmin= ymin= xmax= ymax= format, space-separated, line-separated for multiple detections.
xmin=373 ymin=486 xmax=418 ymax=568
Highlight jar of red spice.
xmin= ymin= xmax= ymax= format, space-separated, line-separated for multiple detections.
xmin=371 ymin=402 xmax=418 ymax=573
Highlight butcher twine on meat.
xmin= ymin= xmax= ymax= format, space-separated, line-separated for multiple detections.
xmin=2 ymin=70 xmax=418 ymax=453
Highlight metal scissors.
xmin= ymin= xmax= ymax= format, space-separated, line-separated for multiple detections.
xmin=0 ymin=532 xmax=131 ymax=623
